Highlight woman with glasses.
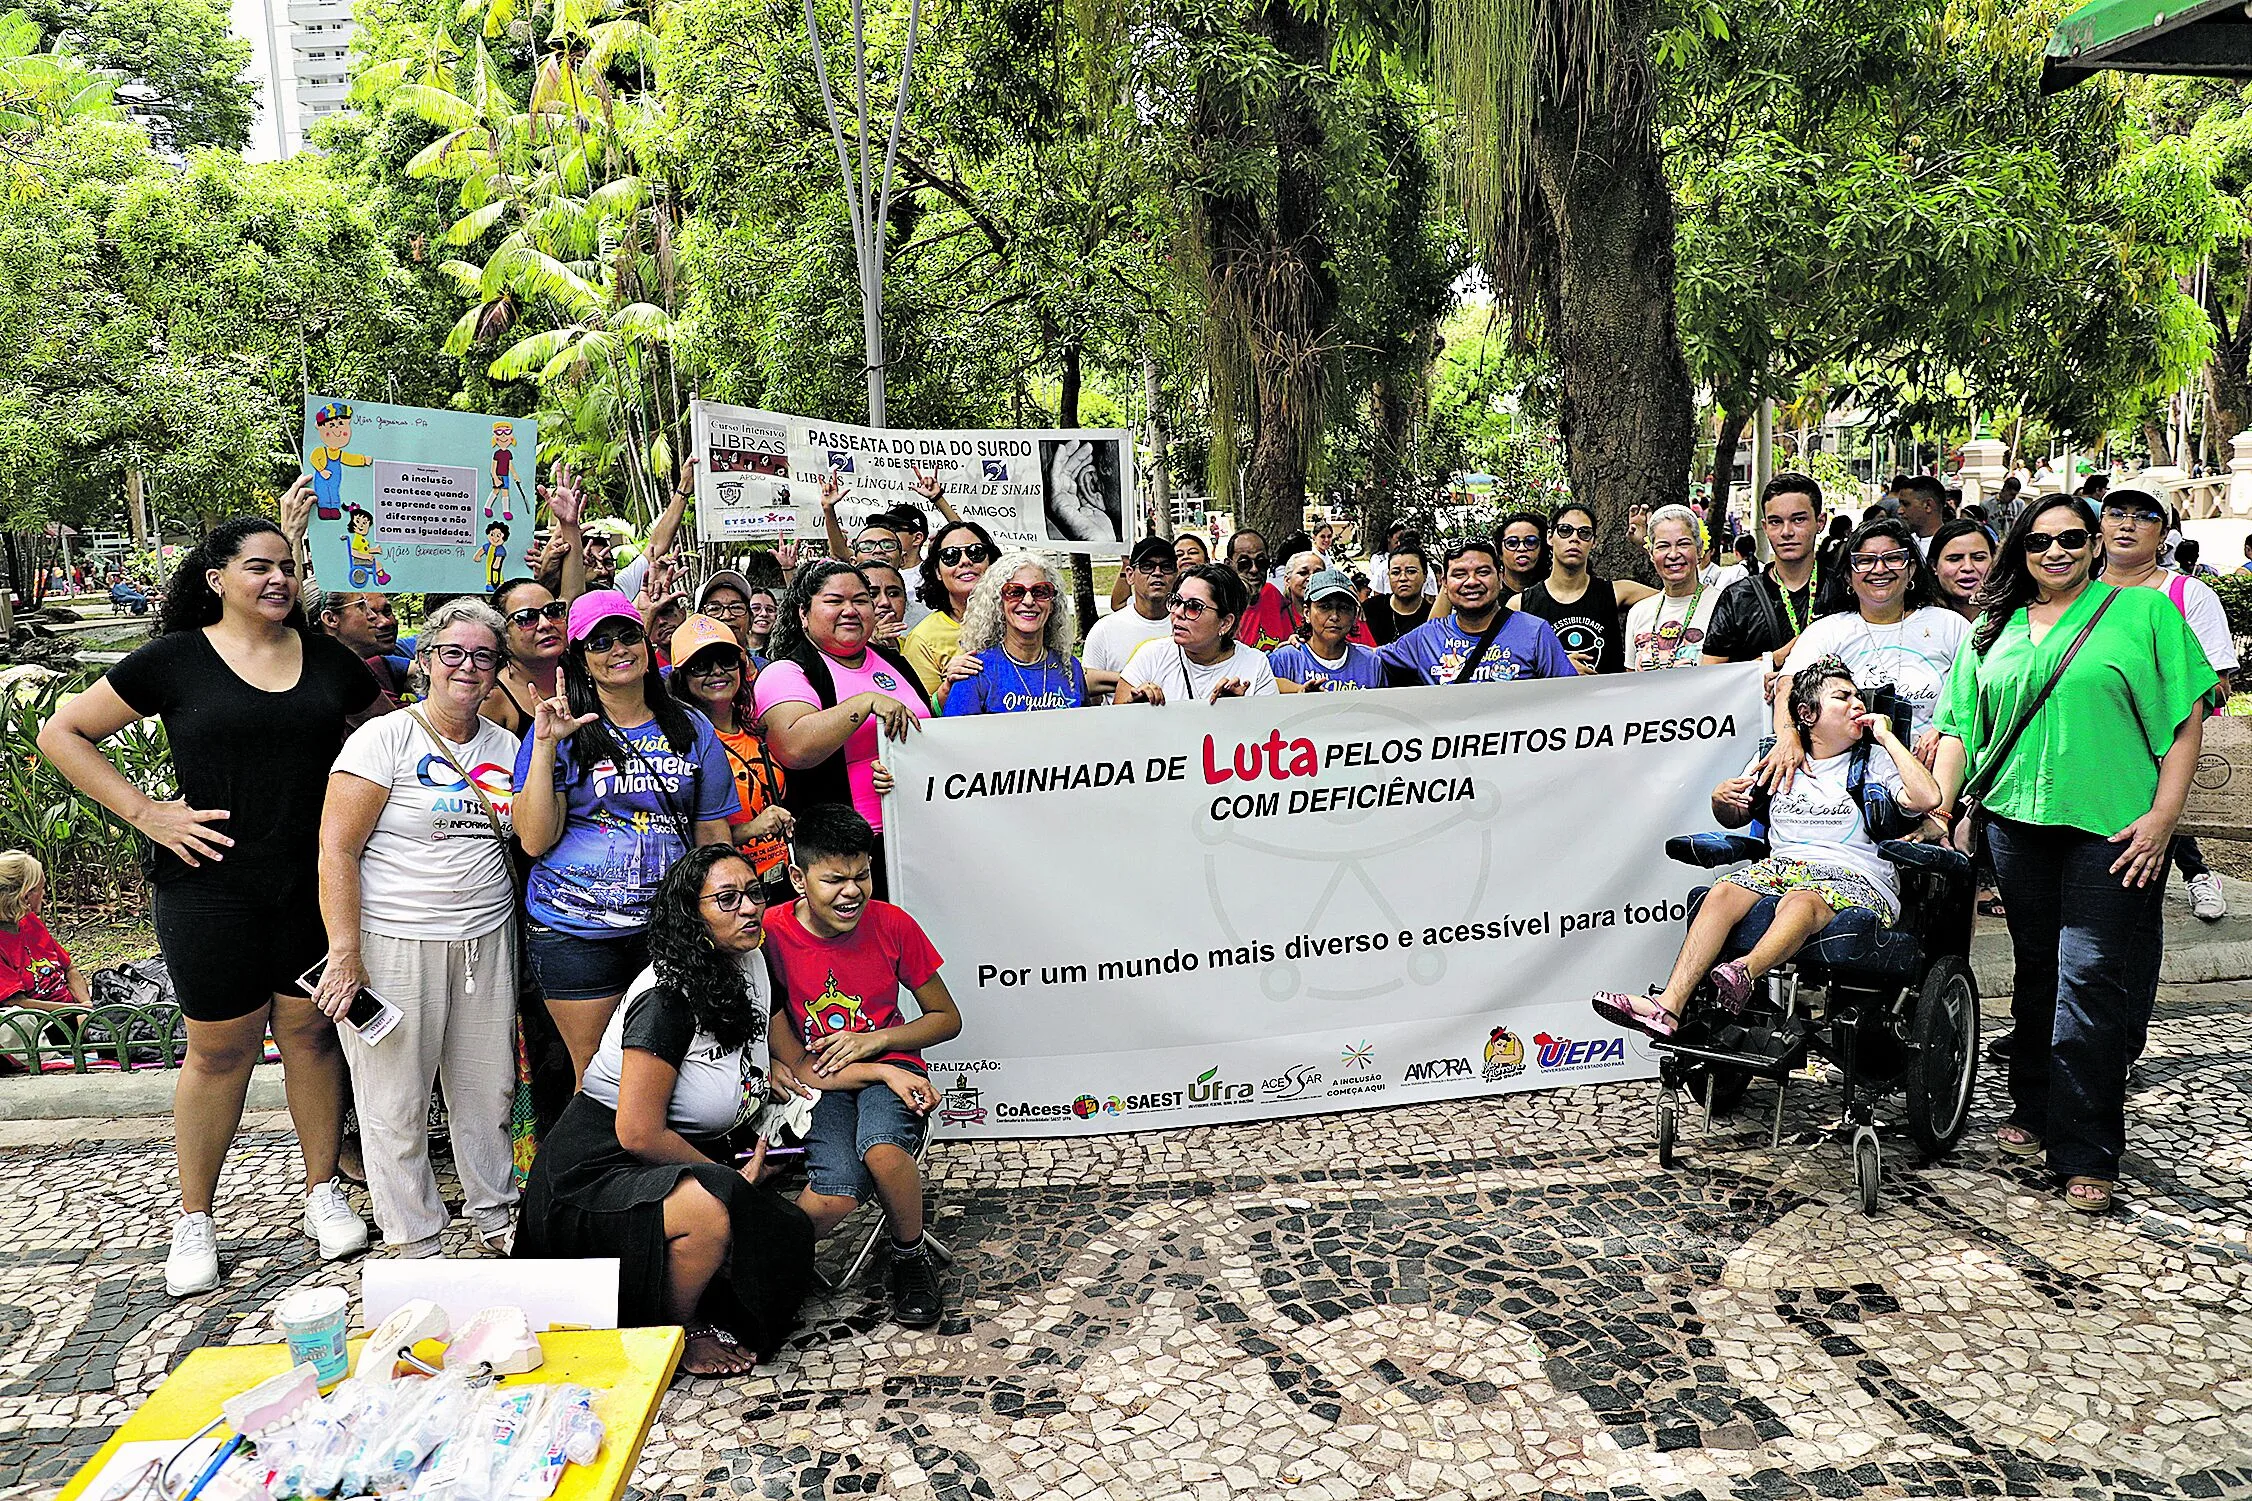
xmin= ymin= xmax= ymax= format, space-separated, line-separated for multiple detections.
xmin=1512 ymin=503 xmax=1655 ymax=676
xmin=1494 ymin=511 xmax=1552 ymax=602
xmin=316 ymin=599 xmax=525 ymax=1257
xmin=512 ymin=590 xmax=738 ymax=1085
xmin=484 ymin=580 xmax=572 ymax=738
xmin=514 ymin=845 xmax=814 ymax=1375
xmin=1927 ymin=518 xmax=1995 ymax=624
xmin=940 ymin=551 xmax=1089 ymax=714
xmin=902 ymin=520 xmax=999 ymax=699
xmin=753 ymin=561 xmax=930 ymax=898
xmin=745 ymin=587 xmax=780 ymax=656
xmin=670 ymin=615 xmax=794 ymax=892
xmin=1117 ymin=562 xmax=1280 ymax=705
xmin=695 ymin=570 xmax=762 ymax=660
xmin=1624 ymin=506 xmax=1720 ymax=670
xmin=1762 ymin=516 xmax=1970 ymax=786
xmin=1931 ymin=495 xmax=2215 ymax=1213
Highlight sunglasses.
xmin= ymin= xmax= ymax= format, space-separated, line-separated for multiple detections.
xmin=1231 ymin=553 xmax=1268 ymax=571
xmin=1001 ymin=582 xmax=1057 ymax=604
xmin=700 ymin=886 xmax=763 ymax=913
xmin=1550 ymin=523 xmax=1595 ymax=541
xmin=936 ymin=543 xmax=993 ymax=567
xmin=685 ymin=651 xmax=743 ymax=677
xmin=2023 ymin=528 xmax=2092 ymax=555
xmin=582 ymin=622 xmax=647 ymax=653
xmin=1499 ymin=535 xmax=1543 ymax=550
xmin=1849 ymin=548 xmax=1915 ymax=573
xmin=1133 ymin=558 xmax=1180 ymax=574
xmin=1166 ymin=594 xmax=1216 ymax=618
xmin=506 ymin=600 xmax=569 ymax=628
xmin=428 ymin=644 xmax=505 ymax=671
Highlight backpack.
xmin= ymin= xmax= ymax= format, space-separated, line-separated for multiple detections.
xmin=777 ymin=640 xmax=929 ymax=816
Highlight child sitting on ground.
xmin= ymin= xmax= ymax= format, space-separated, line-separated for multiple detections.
xmin=1592 ymin=658 xmax=1943 ymax=1038
xmin=763 ymin=804 xmax=962 ymax=1328
xmin=0 ymin=853 xmax=87 ymax=1011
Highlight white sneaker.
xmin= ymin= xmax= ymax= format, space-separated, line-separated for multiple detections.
xmin=165 ymin=1212 xmax=220 ymax=1297
xmin=302 ymin=1179 xmax=370 ymax=1261
xmin=2190 ymin=871 xmax=2228 ymax=923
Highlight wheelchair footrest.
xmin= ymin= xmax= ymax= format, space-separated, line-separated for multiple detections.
xmin=1654 ymin=1014 xmax=1811 ymax=1078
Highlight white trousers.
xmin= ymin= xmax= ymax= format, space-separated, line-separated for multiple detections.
xmin=343 ymin=922 xmax=520 ymax=1245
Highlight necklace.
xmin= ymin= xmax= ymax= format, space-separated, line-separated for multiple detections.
xmin=1776 ymin=558 xmax=1817 ymax=636
xmin=1001 ymin=648 xmax=1057 ymax=708
xmin=1651 ymin=580 xmax=1705 ymax=661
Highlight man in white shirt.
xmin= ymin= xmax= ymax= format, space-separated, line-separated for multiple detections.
xmin=1083 ymin=536 xmax=1179 ymax=699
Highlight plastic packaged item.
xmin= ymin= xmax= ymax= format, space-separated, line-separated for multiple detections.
xmin=450 ymin=1386 xmax=547 ymax=1500
xmin=270 ymin=1378 xmax=397 ymax=1500
xmin=347 ymin=1369 xmax=478 ymax=1494
xmin=500 ymin=1384 xmax=607 ymax=1499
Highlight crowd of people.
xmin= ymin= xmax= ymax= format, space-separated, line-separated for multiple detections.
xmin=21 ymin=455 xmax=2234 ymax=1370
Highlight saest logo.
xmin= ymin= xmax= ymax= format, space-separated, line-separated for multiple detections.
xmin=1403 ymin=1056 xmax=1474 ymax=1084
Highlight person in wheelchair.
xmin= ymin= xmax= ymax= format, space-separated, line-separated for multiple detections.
xmin=1592 ymin=657 xmax=1945 ymax=1038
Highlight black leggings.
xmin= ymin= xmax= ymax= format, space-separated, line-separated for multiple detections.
xmin=2172 ymin=835 xmax=2209 ymax=881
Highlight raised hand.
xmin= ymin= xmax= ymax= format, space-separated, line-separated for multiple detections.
xmin=279 ymin=475 xmax=314 ymax=546
xmin=533 ymin=691 xmax=596 ymax=744
xmin=819 ymin=469 xmax=846 ymax=513
xmin=908 ymin=464 xmax=946 ymax=503
xmin=539 ymin=462 xmax=585 ymax=532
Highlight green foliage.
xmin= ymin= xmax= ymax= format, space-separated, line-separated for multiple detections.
xmin=18 ymin=0 xmax=254 ymax=151
xmin=0 ymin=9 xmax=118 ymax=141
xmin=0 ymin=677 xmax=167 ymax=903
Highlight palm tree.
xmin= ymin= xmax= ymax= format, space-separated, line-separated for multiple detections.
xmin=0 ymin=10 xmax=121 ymax=147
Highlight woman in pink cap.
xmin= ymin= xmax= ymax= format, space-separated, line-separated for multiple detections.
xmin=511 ymin=589 xmax=739 ymax=1084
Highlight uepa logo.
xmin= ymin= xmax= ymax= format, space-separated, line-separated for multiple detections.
xmin=1532 ymin=1032 xmax=1626 ymax=1072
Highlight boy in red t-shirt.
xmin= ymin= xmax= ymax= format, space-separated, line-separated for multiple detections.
xmin=0 ymin=853 xmax=86 ymax=1010
xmin=763 ymin=805 xmax=962 ymax=1328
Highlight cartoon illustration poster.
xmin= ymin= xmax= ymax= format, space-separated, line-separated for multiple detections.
xmin=301 ymin=397 xmax=537 ymax=594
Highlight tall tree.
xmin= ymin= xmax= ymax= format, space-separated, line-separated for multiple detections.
xmin=21 ymin=0 xmax=255 ymax=151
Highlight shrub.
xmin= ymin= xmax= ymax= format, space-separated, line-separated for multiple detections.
xmin=0 ymin=676 xmax=168 ymax=905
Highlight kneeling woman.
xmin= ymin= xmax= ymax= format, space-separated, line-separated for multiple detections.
xmin=1592 ymin=659 xmax=1943 ymax=1037
xmin=516 ymin=845 xmax=813 ymax=1375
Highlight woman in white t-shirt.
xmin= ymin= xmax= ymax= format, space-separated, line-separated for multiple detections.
xmin=1593 ymin=659 xmax=1943 ymax=1038
xmin=1117 ymin=563 xmax=1280 ymax=705
xmin=1625 ymin=505 xmax=1722 ymax=670
xmin=1763 ymin=516 xmax=1970 ymax=784
xmin=515 ymin=845 xmax=814 ymax=1375
xmin=316 ymin=598 xmax=524 ymax=1257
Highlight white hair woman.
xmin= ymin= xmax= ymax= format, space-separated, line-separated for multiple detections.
xmin=1624 ymin=505 xmax=1722 ymax=669
xmin=939 ymin=550 xmax=1090 ymax=714
xmin=317 ymin=597 xmax=526 ymax=1256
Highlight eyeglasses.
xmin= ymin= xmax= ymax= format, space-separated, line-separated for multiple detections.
xmin=582 ymin=622 xmax=646 ymax=653
xmin=1849 ymin=548 xmax=1915 ymax=573
xmin=703 ymin=601 xmax=749 ymax=620
xmin=855 ymin=537 xmax=901 ymax=557
xmin=936 ymin=544 xmax=993 ymax=567
xmin=686 ymin=652 xmax=743 ymax=677
xmin=700 ymin=886 xmax=762 ymax=913
xmin=1231 ymin=553 xmax=1267 ymax=571
xmin=1499 ymin=535 xmax=1543 ymax=550
xmin=1133 ymin=558 xmax=1179 ymax=575
xmin=1551 ymin=523 xmax=1595 ymax=541
xmin=1165 ymin=594 xmax=1215 ymax=618
xmin=2101 ymin=504 xmax=2164 ymax=526
xmin=2023 ymin=528 xmax=2092 ymax=555
xmin=428 ymin=644 xmax=505 ymax=671
xmin=748 ymin=601 xmax=777 ymax=619
xmin=506 ymin=601 xmax=569 ymax=629
xmin=1001 ymin=582 xmax=1057 ymax=604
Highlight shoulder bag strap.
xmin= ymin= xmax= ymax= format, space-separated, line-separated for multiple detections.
xmin=1963 ymin=587 xmax=2119 ymax=806
xmin=402 ymin=706 xmax=507 ymax=843
xmin=1452 ymin=608 xmax=1512 ymax=684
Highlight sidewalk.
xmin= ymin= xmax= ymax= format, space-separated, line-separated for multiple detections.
xmin=1970 ymin=869 xmax=2252 ymax=995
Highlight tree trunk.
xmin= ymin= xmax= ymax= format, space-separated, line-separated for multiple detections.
xmin=2204 ymin=247 xmax=2252 ymax=441
xmin=1058 ymin=341 xmax=1099 ymax=638
xmin=1528 ymin=104 xmax=1691 ymax=585
xmin=2142 ymin=419 xmax=2174 ymax=468
xmin=1368 ymin=375 xmax=1412 ymax=541
xmin=1710 ymin=405 xmax=1748 ymax=519
xmin=1144 ymin=348 xmax=1173 ymax=540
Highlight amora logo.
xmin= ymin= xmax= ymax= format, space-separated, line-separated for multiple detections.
xmin=1404 ymin=1057 xmax=1473 ymax=1083
xmin=1532 ymin=1032 xmax=1627 ymax=1071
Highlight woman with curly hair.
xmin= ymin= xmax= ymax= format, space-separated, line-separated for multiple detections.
xmin=937 ymin=550 xmax=1090 ymax=714
xmin=515 ymin=844 xmax=815 ymax=1375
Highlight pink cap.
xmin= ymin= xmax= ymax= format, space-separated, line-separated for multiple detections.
xmin=566 ymin=589 xmax=641 ymax=643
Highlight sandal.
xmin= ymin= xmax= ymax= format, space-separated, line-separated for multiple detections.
xmin=1995 ymin=1124 xmax=2042 ymax=1158
xmin=1708 ymin=960 xmax=1754 ymax=1015
xmin=1592 ymin=989 xmax=1678 ymax=1040
xmin=1977 ymin=895 xmax=2008 ymax=919
xmin=2064 ymin=1177 xmax=2114 ymax=1214
xmin=680 ymin=1324 xmax=757 ymax=1377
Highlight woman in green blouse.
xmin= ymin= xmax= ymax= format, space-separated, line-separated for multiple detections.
xmin=1932 ymin=493 xmax=2215 ymax=1214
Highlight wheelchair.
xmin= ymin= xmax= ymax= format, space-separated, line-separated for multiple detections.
xmin=1650 ymin=825 xmax=1980 ymax=1214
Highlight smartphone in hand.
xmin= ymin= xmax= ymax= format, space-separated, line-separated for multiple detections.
xmin=295 ymin=958 xmax=403 ymax=1044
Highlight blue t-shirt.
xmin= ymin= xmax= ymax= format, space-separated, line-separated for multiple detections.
xmin=1268 ymin=641 xmax=1388 ymax=691
xmin=1375 ymin=611 xmax=1577 ymax=685
xmin=513 ymin=711 xmax=738 ymax=938
xmin=942 ymin=649 xmax=1088 ymax=715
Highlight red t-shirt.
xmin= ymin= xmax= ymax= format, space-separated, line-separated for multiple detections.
xmin=0 ymin=915 xmax=71 ymax=1006
xmin=762 ymin=900 xmax=941 ymax=1071
xmin=1238 ymin=585 xmax=1376 ymax=651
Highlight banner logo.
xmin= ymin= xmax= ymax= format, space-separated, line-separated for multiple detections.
xmin=1187 ymin=1066 xmax=1254 ymax=1108
xmin=1532 ymin=1032 xmax=1627 ymax=1072
xmin=937 ymin=1076 xmax=988 ymax=1125
xmin=1483 ymin=1027 xmax=1526 ymax=1081
xmin=982 ymin=459 xmax=1009 ymax=480
xmin=1259 ymin=1064 xmax=1323 ymax=1101
xmin=1404 ymin=1057 xmax=1473 ymax=1083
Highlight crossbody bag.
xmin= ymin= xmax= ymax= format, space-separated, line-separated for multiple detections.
xmin=1960 ymin=588 xmax=2118 ymax=824
xmin=403 ymin=706 xmax=507 ymax=843
xmin=605 ymin=718 xmax=701 ymax=846
xmin=1452 ymin=609 xmax=1511 ymax=684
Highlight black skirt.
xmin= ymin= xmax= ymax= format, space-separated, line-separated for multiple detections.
xmin=515 ymin=1093 xmax=815 ymax=1356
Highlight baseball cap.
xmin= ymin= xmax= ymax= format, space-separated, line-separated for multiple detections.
xmin=566 ymin=588 xmax=641 ymax=643
xmin=1305 ymin=568 xmax=1359 ymax=606
xmin=697 ymin=569 xmax=756 ymax=611
xmin=1129 ymin=536 xmax=1177 ymax=568
xmin=669 ymin=613 xmax=741 ymax=669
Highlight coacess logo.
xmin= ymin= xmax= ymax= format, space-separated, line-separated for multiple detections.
xmin=1072 ymin=1095 xmax=1099 ymax=1119
xmin=1532 ymin=1032 xmax=1626 ymax=1071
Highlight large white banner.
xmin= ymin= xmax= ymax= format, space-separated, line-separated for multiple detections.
xmin=886 ymin=665 xmax=1767 ymax=1137
xmin=687 ymin=399 xmax=1136 ymax=554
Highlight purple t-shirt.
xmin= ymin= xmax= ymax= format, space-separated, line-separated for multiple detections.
xmin=1375 ymin=611 xmax=1576 ymax=685
xmin=1268 ymin=641 xmax=1388 ymax=691
xmin=512 ymin=711 xmax=736 ymax=938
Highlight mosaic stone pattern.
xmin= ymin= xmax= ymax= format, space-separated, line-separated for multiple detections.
xmin=0 ymin=982 xmax=2245 ymax=1501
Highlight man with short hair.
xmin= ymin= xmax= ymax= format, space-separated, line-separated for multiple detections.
xmin=1700 ymin=475 xmax=1825 ymax=668
xmin=1896 ymin=475 xmax=1950 ymax=556
xmin=1083 ymin=536 xmax=1179 ymax=697
xmin=1271 ymin=571 xmax=1387 ymax=690
xmin=1375 ymin=541 xmax=1576 ymax=684
xmin=315 ymin=589 xmax=406 ymax=710
xmin=580 ymin=529 xmax=619 ymax=591
xmin=889 ymin=507 xmax=930 ymax=569
xmin=1228 ymin=528 xmax=1294 ymax=650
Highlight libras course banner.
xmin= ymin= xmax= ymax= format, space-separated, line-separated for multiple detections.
xmin=884 ymin=665 xmax=1766 ymax=1138
xmin=301 ymin=397 xmax=536 ymax=595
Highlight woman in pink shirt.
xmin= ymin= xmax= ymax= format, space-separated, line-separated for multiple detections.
xmin=752 ymin=561 xmax=930 ymax=898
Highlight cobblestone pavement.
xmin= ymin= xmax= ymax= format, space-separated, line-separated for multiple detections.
xmin=1 ymin=984 xmax=2247 ymax=1501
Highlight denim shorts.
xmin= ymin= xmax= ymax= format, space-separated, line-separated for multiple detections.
xmin=524 ymin=923 xmax=648 ymax=1002
xmin=804 ymin=1076 xmax=928 ymax=1202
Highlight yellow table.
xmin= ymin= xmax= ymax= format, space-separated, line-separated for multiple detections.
xmin=58 ymin=1327 xmax=684 ymax=1501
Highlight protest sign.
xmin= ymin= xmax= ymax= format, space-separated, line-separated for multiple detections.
xmin=886 ymin=666 xmax=1766 ymax=1137
xmin=301 ymin=398 xmax=535 ymax=594
xmin=690 ymin=401 xmax=798 ymax=542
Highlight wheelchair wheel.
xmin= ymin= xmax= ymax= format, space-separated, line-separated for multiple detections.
xmin=1656 ymin=1096 xmax=1678 ymax=1168
xmin=1854 ymin=1125 xmax=1881 ymax=1215
xmin=1905 ymin=954 xmax=1980 ymax=1159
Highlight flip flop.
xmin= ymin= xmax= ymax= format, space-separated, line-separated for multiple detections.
xmin=2064 ymin=1177 xmax=2114 ymax=1213
xmin=1995 ymin=1124 xmax=2042 ymax=1158
xmin=1591 ymin=989 xmax=1679 ymax=1040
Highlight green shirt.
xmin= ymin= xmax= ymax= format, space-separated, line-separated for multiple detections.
xmin=1935 ymin=581 xmax=2215 ymax=837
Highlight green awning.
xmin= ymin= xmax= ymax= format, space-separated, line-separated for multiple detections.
xmin=2044 ymin=0 xmax=2252 ymax=90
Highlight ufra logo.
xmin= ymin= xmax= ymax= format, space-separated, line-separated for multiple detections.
xmin=1532 ymin=1032 xmax=1626 ymax=1071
